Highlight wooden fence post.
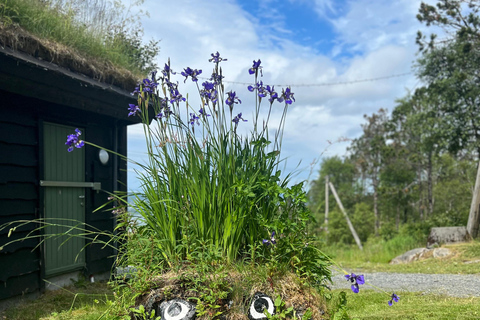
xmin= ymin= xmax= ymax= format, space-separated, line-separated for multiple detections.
xmin=467 ymin=161 xmax=480 ymax=238
xmin=325 ymin=175 xmax=329 ymax=234
xmin=329 ymin=182 xmax=363 ymax=250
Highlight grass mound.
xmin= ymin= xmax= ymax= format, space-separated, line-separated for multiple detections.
xmin=122 ymin=265 xmax=329 ymax=320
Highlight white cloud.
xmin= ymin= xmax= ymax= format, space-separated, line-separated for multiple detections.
xmin=126 ymin=0 xmax=429 ymax=187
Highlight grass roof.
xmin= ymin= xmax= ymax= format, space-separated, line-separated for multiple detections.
xmin=0 ymin=0 xmax=159 ymax=91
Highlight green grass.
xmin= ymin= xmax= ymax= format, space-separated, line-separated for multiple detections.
xmin=342 ymin=290 xmax=480 ymax=319
xmin=0 ymin=282 xmax=113 ymax=320
xmin=326 ymin=238 xmax=480 ymax=274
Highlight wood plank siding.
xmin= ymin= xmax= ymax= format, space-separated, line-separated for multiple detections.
xmin=0 ymin=45 xmax=138 ymax=303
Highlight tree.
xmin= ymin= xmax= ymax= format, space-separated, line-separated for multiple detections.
xmin=350 ymin=109 xmax=389 ymax=237
xmin=416 ymin=0 xmax=480 ymax=52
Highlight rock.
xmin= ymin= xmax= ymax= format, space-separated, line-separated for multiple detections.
xmin=390 ymin=248 xmax=431 ymax=264
xmin=427 ymin=227 xmax=471 ymax=248
xmin=157 ymin=298 xmax=196 ymax=320
xmin=115 ymin=265 xmax=138 ymax=280
xmin=433 ymin=248 xmax=452 ymax=259
xmin=464 ymin=259 xmax=480 ymax=264
xmin=248 ymin=292 xmax=275 ymax=319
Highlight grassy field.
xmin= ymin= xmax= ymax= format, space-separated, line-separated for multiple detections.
xmin=327 ymin=240 xmax=480 ymax=275
xmin=343 ymin=290 xmax=480 ymax=320
xmin=0 ymin=282 xmax=112 ymax=320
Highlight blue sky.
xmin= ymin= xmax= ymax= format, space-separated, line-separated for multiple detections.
xmin=127 ymin=0 xmax=435 ymax=191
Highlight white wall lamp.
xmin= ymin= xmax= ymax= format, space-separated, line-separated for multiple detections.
xmin=98 ymin=149 xmax=109 ymax=165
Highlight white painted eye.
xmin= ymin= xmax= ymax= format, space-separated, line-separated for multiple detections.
xmin=248 ymin=292 xmax=275 ymax=319
xmin=158 ymin=299 xmax=196 ymax=320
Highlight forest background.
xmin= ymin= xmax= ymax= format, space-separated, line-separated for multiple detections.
xmin=308 ymin=0 xmax=480 ymax=248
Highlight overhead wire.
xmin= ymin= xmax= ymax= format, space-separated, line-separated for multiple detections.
xmin=196 ymin=72 xmax=412 ymax=88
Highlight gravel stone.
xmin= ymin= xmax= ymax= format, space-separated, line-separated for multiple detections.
xmin=331 ymin=272 xmax=480 ymax=297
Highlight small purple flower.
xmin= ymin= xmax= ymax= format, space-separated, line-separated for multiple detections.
xmin=189 ymin=113 xmax=200 ymax=127
xmin=128 ymin=104 xmax=140 ymax=117
xmin=142 ymin=78 xmax=158 ymax=94
xmin=262 ymin=232 xmax=276 ymax=246
xmin=169 ymin=88 xmax=186 ymax=104
xmin=247 ymin=81 xmax=267 ymax=98
xmin=201 ymin=81 xmax=218 ymax=105
xmin=199 ymin=108 xmax=211 ymax=117
xmin=181 ymin=67 xmax=202 ymax=82
xmin=131 ymin=85 xmax=140 ymax=96
xmin=65 ymin=128 xmax=84 ymax=152
xmin=388 ymin=293 xmax=400 ymax=306
xmin=345 ymin=273 xmax=365 ymax=294
xmin=210 ymin=72 xmax=224 ymax=85
xmin=161 ymin=63 xmax=176 ymax=78
xmin=249 ymin=59 xmax=262 ymax=76
xmin=266 ymin=85 xmax=282 ymax=103
xmin=209 ymin=52 xmax=227 ymax=64
xmin=281 ymin=87 xmax=295 ymax=104
xmin=232 ymin=112 xmax=247 ymax=125
xmin=225 ymin=91 xmax=241 ymax=110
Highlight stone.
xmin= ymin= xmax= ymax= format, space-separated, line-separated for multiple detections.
xmin=427 ymin=227 xmax=471 ymax=248
xmin=433 ymin=247 xmax=452 ymax=259
xmin=157 ymin=298 xmax=196 ymax=320
xmin=114 ymin=265 xmax=138 ymax=280
xmin=248 ymin=292 xmax=275 ymax=319
xmin=390 ymin=248 xmax=431 ymax=264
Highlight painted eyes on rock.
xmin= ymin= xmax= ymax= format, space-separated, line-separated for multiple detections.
xmin=158 ymin=299 xmax=196 ymax=320
xmin=248 ymin=292 xmax=275 ymax=320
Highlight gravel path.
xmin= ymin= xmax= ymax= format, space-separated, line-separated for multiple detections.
xmin=331 ymin=272 xmax=480 ymax=297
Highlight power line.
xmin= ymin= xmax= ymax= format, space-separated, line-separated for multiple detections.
xmin=201 ymin=72 xmax=412 ymax=88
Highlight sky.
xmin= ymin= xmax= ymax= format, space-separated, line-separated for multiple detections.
xmin=126 ymin=0 xmax=435 ymax=191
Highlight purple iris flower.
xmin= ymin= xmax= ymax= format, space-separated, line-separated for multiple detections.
xmin=161 ymin=63 xmax=176 ymax=78
xmin=262 ymin=232 xmax=276 ymax=245
xmin=281 ymin=87 xmax=295 ymax=104
xmin=247 ymin=81 xmax=268 ymax=98
xmin=65 ymin=128 xmax=84 ymax=152
xmin=209 ymin=52 xmax=227 ymax=63
xmin=249 ymin=59 xmax=262 ymax=76
xmin=210 ymin=72 xmax=224 ymax=85
xmin=128 ymin=104 xmax=140 ymax=117
xmin=169 ymin=88 xmax=186 ymax=104
xmin=232 ymin=112 xmax=247 ymax=125
xmin=189 ymin=113 xmax=200 ymax=127
xmin=266 ymin=85 xmax=282 ymax=103
xmin=345 ymin=273 xmax=365 ymax=293
xmin=181 ymin=67 xmax=202 ymax=82
xmin=200 ymin=81 xmax=218 ymax=105
xmin=142 ymin=78 xmax=158 ymax=94
xmin=199 ymin=108 xmax=211 ymax=117
xmin=388 ymin=293 xmax=400 ymax=306
xmin=225 ymin=91 xmax=241 ymax=110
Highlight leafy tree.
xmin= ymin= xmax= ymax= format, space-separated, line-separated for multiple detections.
xmin=350 ymin=109 xmax=389 ymax=236
xmin=416 ymin=0 xmax=480 ymax=52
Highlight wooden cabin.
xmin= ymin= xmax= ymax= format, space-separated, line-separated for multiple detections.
xmin=0 ymin=42 xmax=140 ymax=305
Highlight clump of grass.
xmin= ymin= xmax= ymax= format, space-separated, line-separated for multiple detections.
xmin=326 ymin=234 xmax=422 ymax=264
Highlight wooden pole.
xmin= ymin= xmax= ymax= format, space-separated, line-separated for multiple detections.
xmin=325 ymin=175 xmax=329 ymax=234
xmin=467 ymin=161 xmax=480 ymax=239
xmin=329 ymin=182 xmax=363 ymax=250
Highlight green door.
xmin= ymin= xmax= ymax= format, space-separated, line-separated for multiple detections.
xmin=43 ymin=123 xmax=86 ymax=277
